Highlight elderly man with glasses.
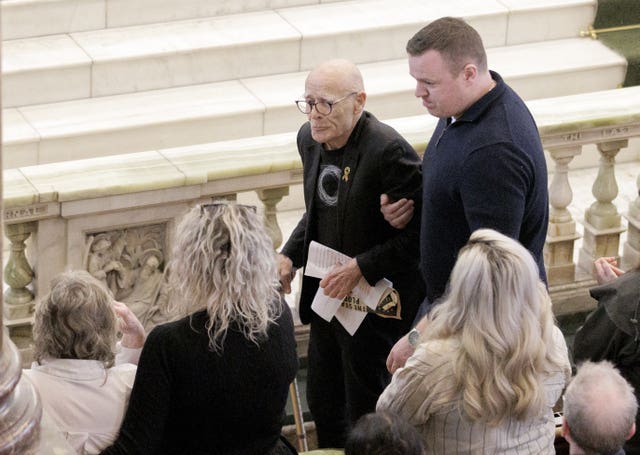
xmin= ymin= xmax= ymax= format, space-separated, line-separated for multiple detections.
xmin=277 ymin=58 xmax=424 ymax=449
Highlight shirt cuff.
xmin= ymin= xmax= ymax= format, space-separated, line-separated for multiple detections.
xmin=115 ymin=341 xmax=142 ymax=365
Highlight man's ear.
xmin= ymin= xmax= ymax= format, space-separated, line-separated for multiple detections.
xmin=462 ymin=63 xmax=477 ymax=82
xmin=354 ymin=91 xmax=367 ymax=114
xmin=627 ymin=422 xmax=636 ymax=440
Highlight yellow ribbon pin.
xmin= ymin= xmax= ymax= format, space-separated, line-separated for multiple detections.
xmin=342 ymin=166 xmax=351 ymax=182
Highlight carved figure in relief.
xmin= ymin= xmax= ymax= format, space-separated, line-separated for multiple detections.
xmin=86 ymin=232 xmax=126 ymax=296
xmin=121 ymin=248 xmax=167 ymax=330
xmin=84 ymin=227 xmax=173 ymax=331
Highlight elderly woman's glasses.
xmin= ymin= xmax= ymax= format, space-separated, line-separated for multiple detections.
xmin=295 ymin=92 xmax=358 ymax=115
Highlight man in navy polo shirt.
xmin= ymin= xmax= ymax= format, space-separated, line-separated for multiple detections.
xmin=383 ymin=17 xmax=549 ymax=373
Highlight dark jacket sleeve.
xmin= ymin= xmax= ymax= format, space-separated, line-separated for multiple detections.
xmin=280 ymin=212 xmax=307 ymax=268
xmin=573 ymin=301 xmax=625 ymax=365
xmin=279 ymin=129 xmax=309 ymax=268
xmin=356 ymin=139 xmax=422 ymax=285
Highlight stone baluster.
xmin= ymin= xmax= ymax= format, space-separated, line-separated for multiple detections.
xmin=1 ymin=65 xmax=43 ymax=451
xmin=578 ymin=140 xmax=628 ymax=272
xmin=0 ymin=332 xmax=42 ymax=454
xmin=257 ymin=187 xmax=290 ymax=250
xmin=623 ymin=170 xmax=640 ymax=268
xmin=3 ymin=222 xmax=36 ymax=320
xmin=544 ymin=146 xmax=582 ymax=285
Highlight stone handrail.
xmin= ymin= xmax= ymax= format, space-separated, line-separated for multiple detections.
xmin=3 ymin=86 xmax=640 ymax=347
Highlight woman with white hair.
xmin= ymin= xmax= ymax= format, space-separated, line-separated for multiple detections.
xmin=377 ymin=229 xmax=571 ymax=454
xmin=101 ymin=202 xmax=298 ymax=454
xmin=24 ymin=270 xmax=145 ymax=453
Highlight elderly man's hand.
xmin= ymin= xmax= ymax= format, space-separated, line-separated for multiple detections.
xmin=320 ymin=258 xmax=362 ymax=300
xmin=277 ymin=253 xmax=295 ymax=294
xmin=380 ymin=194 xmax=414 ymax=229
xmin=113 ymin=301 xmax=146 ymax=349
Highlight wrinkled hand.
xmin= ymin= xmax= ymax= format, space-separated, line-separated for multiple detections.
xmin=277 ymin=254 xmax=295 ymax=294
xmin=380 ymin=194 xmax=414 ymax=230
xmin=386 ymin=334 xmax=415 ymax=374
xmin=319 ymin=258 xmax=362 ymax=300
xmin=113 ymin=301 xmax=146 ymax=349
xmin=593 ymin=257 xmax=624 ymax=285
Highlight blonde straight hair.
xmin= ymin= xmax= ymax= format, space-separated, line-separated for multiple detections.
xmin=169 ymin=202 xmax=282 ymax=353
xmin=422 ymin=229 xmax=566 ymax=425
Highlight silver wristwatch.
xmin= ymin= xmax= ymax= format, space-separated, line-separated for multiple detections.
xmin=408 ymin=328 xmax=420 ymax=348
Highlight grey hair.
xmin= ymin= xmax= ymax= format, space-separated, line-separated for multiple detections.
xmin=169 ymin=202 xmax=282 ymax=353
xmin=33 ymin=270 xmax=117 ymax=367
xmin=423 ymin=229 xmax=567 ymax=425
xmin=564 ymin=360 xmax=637 ymax=454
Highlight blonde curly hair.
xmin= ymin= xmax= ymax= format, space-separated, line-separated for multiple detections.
xmin=169 ymin=202 xmax=282 ymax=353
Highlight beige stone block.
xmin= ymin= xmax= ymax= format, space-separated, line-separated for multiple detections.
xmin=20 ymin=151 xmax=186 ymax=203
xmin=71 ymin=12 xmax=301 ymax=97
xmin=490 ymin=38 xmax=626 ymax=101
xmin=278 ymin=0 xmax=507 ymax=70
xmin=501 ymin=0 xmax=595 ymax=45
xmin=18 ymin=81 xmax=265 ymax=163
xmin=2 ymin=35 xmax=92 ymax=107
xmin=105 ymin=0 xmax=270 ymax=27
xmin=3 ymin=169 xmax=39 ymax=208
xmin=1 ymin=0 xmax=105 ymax=40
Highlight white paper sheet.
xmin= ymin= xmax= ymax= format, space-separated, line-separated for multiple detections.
xmin=334 ymin=305 xmax=368 ymax=336
xmin=304 ymin=241 xmax=394 ymax=335
xmin=310 ymin=286 xmax=344 ymax=322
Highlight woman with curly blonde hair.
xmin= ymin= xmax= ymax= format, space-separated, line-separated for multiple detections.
xmin=377 ymin=229 xmax=570 ymax=454
xmin=102 ymin=202 xmax=298 ymax=455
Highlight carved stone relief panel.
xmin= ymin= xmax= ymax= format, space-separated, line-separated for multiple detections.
xmin=83 ymin=223 xmax=173 ymax=332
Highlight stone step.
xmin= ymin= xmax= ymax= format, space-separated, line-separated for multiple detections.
xmin=0 ymin=0 xmax=328 ymax=40
xmin=3 ymin=37 xmax=625 ymax=168
xmin=0 ymin=0 xmax=595 ymax=41
xmin=2 ymin=0 xmax=596 ymax=107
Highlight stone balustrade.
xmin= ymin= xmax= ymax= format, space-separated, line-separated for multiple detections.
xmin=3 ymin=86 xmax=640 ymax=352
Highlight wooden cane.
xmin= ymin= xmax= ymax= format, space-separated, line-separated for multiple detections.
xmin=289 ymin=379 xmax=308 ymax=452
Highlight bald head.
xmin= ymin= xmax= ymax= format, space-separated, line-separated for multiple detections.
xmin=305 ymin=59 xmax=365 ymax=98
xmin=302 ymin=59 xmax=367 ymax=150
xmin=564 ymin=361 xmax=637 ymax=454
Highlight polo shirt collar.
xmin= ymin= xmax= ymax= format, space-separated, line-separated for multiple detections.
xmin=456 ymin=70 xmax=505 ymax=123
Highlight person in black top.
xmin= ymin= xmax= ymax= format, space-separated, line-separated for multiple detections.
xmin=102 ymin=202 xmax=298 ymax=455
xmin=278 ymin=59 xmax=423 ymax=448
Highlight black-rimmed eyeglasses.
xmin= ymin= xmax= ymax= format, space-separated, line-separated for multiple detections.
xmin=295 ymin=92 xmax=358 ymax=115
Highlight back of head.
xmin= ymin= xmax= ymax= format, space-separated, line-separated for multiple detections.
xmin=345 ymin=411 xmax=424 ymax=455
xmin=444 ymin=229 xmax=548 ymax=343
xmin=170 ymin=202 xmax=282 ymax=351
xmin=33 ymin=270 xmax=117 ymax=367
xmin=564 ymin=360 xmax=637 ymax=454
xmin=426 ymin=229 xmax=562 ymax=424
xmin=406 ymin=16 xmax=487 ymax=74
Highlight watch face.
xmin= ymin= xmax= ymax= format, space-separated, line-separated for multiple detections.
xmin=409 ymin=329 xmax=420 ymax=347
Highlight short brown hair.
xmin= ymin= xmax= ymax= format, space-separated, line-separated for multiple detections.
xmin=33 ymin=270 xmax=117 ymax=367
xmin=406 ymin=17 xmax=487 ymax=74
